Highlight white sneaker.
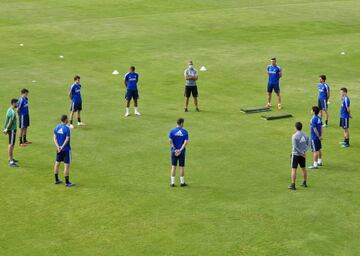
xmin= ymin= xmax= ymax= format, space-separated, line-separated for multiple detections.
xmin=68 ymin=124 xmax=74 ymax=129
xmin=124 ymin=112 xmax=130 ymax=117
xmin=77 ymin=122 xmax=86 ymax=126
xmin=135 ymin=111 xmax=141 ymax=116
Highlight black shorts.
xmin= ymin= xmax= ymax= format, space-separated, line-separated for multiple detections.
xmin=291 ymin=154 xmax=306 ymax=169
xmin=8 ymin=130 xmax=16 ymax=146
xmin=125 ymin=89 xmax=139 ymax=101
xmin=340 ymin=118 xmax=349 ymax=129
xmin=171 ymin=151 xmax=185 ymax=167
xmin=185 ymin=86 xmax=198 ymax=98
xmin=19 ymin=114 xmax=30 ymax=128
xmin=70 ymin=101 xmax=82 ymax=112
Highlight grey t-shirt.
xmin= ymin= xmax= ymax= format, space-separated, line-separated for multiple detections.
xmin=292 ymin=131 xmax=310 ymax=156
xmin=184 ymin=68 xmax=198 ymax=86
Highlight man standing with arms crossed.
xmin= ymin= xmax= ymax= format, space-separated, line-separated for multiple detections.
xmin=288 ymin=122 xmax=310 ymax=190
xmin=266 ymin=57 xmax=282 ymax=110
xmin=69 ymin=75 xmax=86 ymax=128
xmin=124 ymin=66 xmax=141 ymax=117
xmin=3 ymin=99 xmax=19 ymax=167
xmin=169 ymin=118 xmax=189 ymax=187
xmin=184 ymin=60 xmax=200 ymax=112
xmin=18 ymin=88 xmax=32 ymax=146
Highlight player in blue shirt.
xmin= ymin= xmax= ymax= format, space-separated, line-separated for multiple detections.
xmin=339 ymin=87 xmax=351 ymax=148
xmin=53 ymin=115 xmax=75 ymax=187
xmin=169 ymin=118 xmax=189 ymax=187
xmin=69 ymin=75 xmax=85 ymax=128
xmin=17 ymin=88 xmax=32 ymax=146
xmin=309 ymin=106 xmax=323 ymax=169
xmin=124 ymin=66 xmax=141 ymax=117
xmin=317 ymin=75 xmax=330 ymax=127
xmin=266 ymin=57 xmax=282 ymax=110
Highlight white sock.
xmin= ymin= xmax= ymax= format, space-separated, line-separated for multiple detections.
xmin=135 ymin=107 xmax=139 ymax=112
xmin=125 ymin=107 xmax=129 ymax=113
xmin=180 ymin=176 xmax=185 ymax=184
xmin=318 ymin=158 xmax=322 ymax=164
xmin=171 ymin=176 xmax=175 ymax=184
xmin=314 ymin=161 xmax=318 ymax=167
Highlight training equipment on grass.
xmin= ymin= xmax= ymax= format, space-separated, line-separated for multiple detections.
xmin=240 ymin=107 xmax=271 ymax=114
xmin=200 ymin=66 xmax=207 ymax=71
xmin=261 ymin=112 xmax=293 ymax=120
xmin=112 ymin=70 xmax=119 ymax=75
xmin=59 ymin=55 xmax=64 ymax=59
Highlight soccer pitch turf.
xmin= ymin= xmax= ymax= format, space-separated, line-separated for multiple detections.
xmin=0 ymin=0 xmax=359 ymax=255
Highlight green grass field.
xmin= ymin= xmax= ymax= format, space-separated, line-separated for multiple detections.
xmin=0 ymin=0 xmax=359 ymax=255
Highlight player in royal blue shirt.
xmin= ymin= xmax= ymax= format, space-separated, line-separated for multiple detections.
xmin=169 ymin=118 xmax=189 ymax=187
xmin=17 ymin=88 xmax=32 ymax=146
xmin=69 ymin=75 xmax=85 ymax=128
xmin=266 ymin=57 xmax=282 ymax=110
xmin=339 ymin=87 xmax=351 ymax=148
xmin=53 ymin=115 xmax=75 ymax=187
xmin=317 ymin=75 xmax=330 ymax=127
xmin=124 ymin=66 xmax=141 ymax=117
xmin=309 ymin=106 xmax=323 ymax=169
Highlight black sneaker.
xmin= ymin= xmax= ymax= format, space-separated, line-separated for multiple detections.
xmin=301 ymin=182 xmax=308 ymax=188
xmin=184 ymin=108 xmax=188 ymax=112
xmin=288 ymin=184 xmax=296 ymax=190
xmin=196 ymin=108 xmax=200 ymax=112
xmin=180 ymin=183 xmax=188 ymax=187
xmin=9 ymin=161 xmax=19 ymax=167
xmin=170 ymin=184 xmax=175 ymax=187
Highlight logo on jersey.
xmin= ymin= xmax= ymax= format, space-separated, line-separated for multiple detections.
xmin=57 ymin=128 xmax=64 ymax=134
xmin=175 ymin=130 xmax=184 ymax=136
xmin=300 ymin=136 xmax=306 ymax=143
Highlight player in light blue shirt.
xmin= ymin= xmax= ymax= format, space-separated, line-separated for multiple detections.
xmin=317 ymin=75 xmax=330 ymax=127
xmin=339 ymin=87 xmax=351 ymax=148
xmin=309 ymin=106 xmax=323 ymax=169
xmin=69 ymin=75 xmax=85 ymax=128
xmin=17 ymin=88 xmax=31 ymax=146
xmin=266 ymin=57 xmax=282 ymax=110
xmin=124 ymin=66 xmax=141 ymax=117
xmin=169 ymin=118 xmax=189 ymax=187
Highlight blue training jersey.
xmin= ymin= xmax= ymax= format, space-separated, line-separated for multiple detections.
xmin=318 ymin=83 xmax=330 ymax=100
xmin=169 ymin=127 xmax=189 ymax=152
xmin=70 ymin=83 xmax=82 ymax=103
xmin=340 ymin=96 xmax=350 ymax=118
xmin=267 ymin=65 xmax=281 ymax=85
xmin=124 ymin=72 xmax=139 ymax=90
xmin=54 ymin=124 xmax=71 ymax=151
xmin=310 ymin=115 xmax=322 ymax=140
xmin=17 ymin=97 xmax=29 ymax=116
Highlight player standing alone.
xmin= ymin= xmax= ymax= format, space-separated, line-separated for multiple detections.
xmin=124 ymin=66 xmax=141 ymax=117
xmin=339 ymin=87 xmax=351 ymax=148
xmin=266 ymin=57 xmax=282 ymax=110
xmin=317 ymin=75 xmax=330 ymax=127
xmin=69 ymin=75 xmax=86 ymax=129
xmin=53 ymin=115 xmax=75 ymax=187
xmin=3 ymin=99 xmax=19 ymax=167
xmin=184 ymin=60 xmax=200 ymax=112
xmin=169 ymin=118 xmax=189 ymax=187
xmin=18 ymin=88 xmax=32 ymax=146
xmin=288 ymin=122 xmax=310 ymax=190
xmin=309 ymin=106 xmax=323 ymax=169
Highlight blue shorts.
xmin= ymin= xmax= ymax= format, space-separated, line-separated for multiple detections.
xmin=125 ymin=89 xmax=139 ymax=101
xmin=171 ymin=151 xmax=185 ymax=167
xmin=19 ymin=114 xmax=30 ymax=128
xmin=70 ymin=101 xmax=82 ymax=112
xmin=267 ymin=83 xmax=280 ymax=94
xmin=340 ymin=118 xmax=349 ymax=129
xmin=311 ymin=139 xmax=322 ymax=152
xmin=56 ymin=150 xmax=71 ymax=164
xmin=318 ymin=98 xmax=328 ymax=111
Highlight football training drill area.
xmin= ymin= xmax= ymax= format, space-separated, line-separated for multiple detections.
xmin=0 ymin=0 xmax=359 ymax=255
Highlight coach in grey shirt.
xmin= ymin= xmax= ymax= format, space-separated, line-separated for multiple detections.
xmin=289 ymin=122 xmax=310 ymax=190
xmin=184 ymin=60 xmax=199 ymax=112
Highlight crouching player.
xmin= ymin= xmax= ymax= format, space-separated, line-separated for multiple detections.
xmin=53 ymin=115 xmax=75 ymax=187
xmin=309 ymin=106 xmax=323 ymax=169
xmin=169 ymin=118 xmax=189 ymax=187
xmin=339 ymin=87 xmax=351 ymax=148
xmin=289 ymin=122 xmax=310 ymax=190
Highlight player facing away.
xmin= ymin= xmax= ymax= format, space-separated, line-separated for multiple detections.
xmin=184 ymin=60 xmax=200 ymax=112
xmin=266 ymin=57 xmax=282 ymax=110
xmin=309 ymin=106 xmax=323 ymax=169
xmin=339 ymin=87 xmax=351 ymax=148
xmin=288 ymin=122 xmax=310 ymax=190
xmin=3 ymin=99 xmax=19 ymax=167
xmin=318 ymin=75 xmax=330 ymax=127
xmin=69 ymin=75 xmax=86 ymax=129
xmin=124 ymin=66 xmax=141 ymax=117
xmin=18 ymin=88 xmax=32 ymax=147
xmin=169 ymin=118 xmax=189 ymax=187
xmin=53 ymin=115 xmax=75 ymax=187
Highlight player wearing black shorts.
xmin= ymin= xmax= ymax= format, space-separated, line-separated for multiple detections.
xmin=184 ymin=60 xmax=199 ymax=112
xmin=3 ymin=99 xmax=19 ymax=167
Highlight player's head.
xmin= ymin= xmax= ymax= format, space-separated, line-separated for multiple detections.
xmin=177 ymin=118 xmax=184 ymax=127
xmin=311 ymin=106 xmax=320 ymax=116
xmin=340 ymin=87 xmax=347 ymax=96
xmin=295 ymin=122 xmax=303 ymax=131
xmin=61 ymin=114 xmax=68 ymax=124
xmin=270 ymin=57 xmax=277 ymax=65
xmin=188 ymin=60 xmax=193 ymax=69
xmin=319 ymin=75 xmax=326 ymax=83
xmin=11 ymin=98 xmax=18 ymax=108
xmin=129 ymin=66 xmax=135 ymax=72
xmin=74 ymin=75 xmax=81 ymax=83
xmin=21 ymin=88 xmax=29 ymax=96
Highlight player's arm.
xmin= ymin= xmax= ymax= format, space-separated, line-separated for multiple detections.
xmin=179 ymin=139 xmax=188 ymax=152
xmin=346 ymin=99 xmax=351 ymax=117
xmin=53 ymin=134 xmax=62 ymax=152
xmin=193 ymin=72 xmax=198 ymax=81
xmin=59 ymin=136 xmax=70 ymax=151
xmin=278 ymin=68 xmax=282 ymax=78
xmin=327 ymin=87 xmax=330 ymax=100
xmin=68 ymin=88 xmax=72 ymax=100
xmin=17 ymin=99 xmax=22 ymax=113
xmin=169 ymin=138 xmax=175 ymax=148
xmin=313 ymin=127 xmax=321 ymax=140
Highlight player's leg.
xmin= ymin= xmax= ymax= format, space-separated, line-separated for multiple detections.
xmin=69 ymin=102 xmax=75 ymax=128
xmin=288 ymin=154 xmax=297 ymax=190
xmin=184 ymin=87 xmax=191 ymax=111
xmin=193 ymin=87 xmax=199 ymax=111
xmin=343 ymin=127 xmax=350 ymax=147
xmin=134 ymin=91 xmax=141 ymax=115
xmin=318 ymin=150 xmax=322 ymax=166
xmin=171 ymin=165 xmax=176 ymax=187
xmin=8 ymin=130 xmax=18 ymax=167
xmin=275 ymin=85 xmax=282 ymax=110
xmin=19 ymin=128 xmax=24 ymax=146
xmin=266 ymin=84 xmax=273 ymax=107
xmin=300 ymin=167 xmax=308 ymax=187
xmin=64 ymin=151 xmax=75 ymax=187
xmin=54 ymin=161 xmax=62 ymax=184
xmin=125 ymin=90 xmax=131 ymax=117
xmin=179 ymin=153 xmax=187 ymax=186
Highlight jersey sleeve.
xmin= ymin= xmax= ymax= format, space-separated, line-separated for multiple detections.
xmin=169 ymin=131 xmax=174 ymax=140
xmin=278 ymin=66 xmax=282 ymax=72
xmin=124 ymin=73 xmax=129 ymax=81
xmin=54 ymin=127 xmax=57 ymax=135
xmin=65 ymin=127 xmax=71 ymax=138
xmin=17 ymin=98 xmax=23 ymax=111
xmin=185 ymin=131 xmax=189 ymax=140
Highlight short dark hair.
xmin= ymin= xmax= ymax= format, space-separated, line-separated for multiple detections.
xmin=61 ymin=114 xmax=68 ymax=122
xmin=295 ymin=122 xmax=302 ymax=131
xmin=11 ymin=99 xmax=18 ymax=104
xmin=312 ymin=106 xmax=320 ymax=115
xmin=271 ymin=57 xmax=276 ymax=60
xmin=21 ymin=88 xmax=29 ymax=94
xmin=177 ymin=118 xmax=184 ymax=125
xmin=74 ymin=75 xmax=80 ymax=81
xmin=340 ymin=87 xmax=347 ymax=93
xmin=320 ymin=75 xmax=326 ymax=81
xmin=130 ymin=66 xmax=135 ymax=71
